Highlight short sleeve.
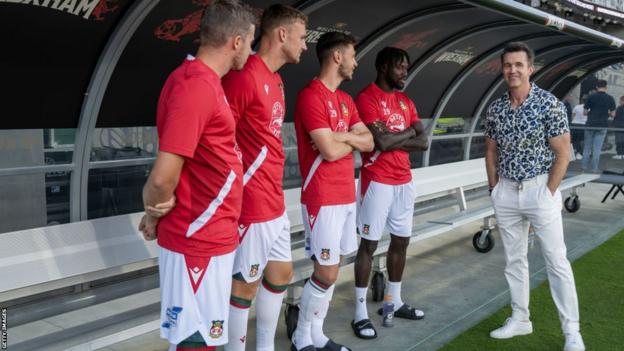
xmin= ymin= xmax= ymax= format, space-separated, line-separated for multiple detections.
xmin=222 ymin=70 xmax=255 ymax=124
xmin=545 ymin=99 xmax=569 ymax=139
xmin=354 ymin=91 xmax=379 ymax=125
xmin=296 ymin=89 xmax=330 ymax=132
xmin=610 ymin=96 xmax=617 ymax=111
xmin=408 ymin=98 xmax=420 ymax=124
xmin=483 ymin=103 xmax=496 ymax=139
xmin=159 ymin=79 xmax=214 ymax=158
xmin=347 ymin=95 xmax=361 ymax=127
xmin=584 ymin=95 xmax=593 ymax=110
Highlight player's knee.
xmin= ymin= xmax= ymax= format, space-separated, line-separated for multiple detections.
xmin=390 ymin=235 xmax=410 ymax=252
xmin=359 ymin=238 xmax=378 ymax=256
xmin=231 ymin=278 xmax=260 ymax=300
xmin=313 ymin=267 xmax=339 ymax=285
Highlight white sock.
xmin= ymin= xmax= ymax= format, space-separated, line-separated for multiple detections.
xmin=293 ymin=278 xmax=328 ymax=350
xmin=311 ymin=284 xmax=334 ymax=348
xmin=354 ymin=286 xmax=369 ymax=322
xmin=255 ymin=280 xmax=287 ymax=351
xmin=388 ymin=281 xmax=404 ymax=310
xmin=224 ymin=303 xmax=249 ymax=351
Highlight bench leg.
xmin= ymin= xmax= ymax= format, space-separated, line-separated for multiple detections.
xmin=371 ymin=255 xmax=387 ymax=302
xmin=601 ymin=185 xmax=615 ymax=203
xmin=284 ymin=283 xmax=304 ymax=340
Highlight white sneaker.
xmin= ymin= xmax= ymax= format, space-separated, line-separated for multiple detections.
xmin=575 ymin=153 xmax=583 ymax=160
xmin=612 ymin=154 xmax=623 ymax=160
xmin=564 ymin=331 xmax=586 ymax=351
xmin=490 ymin=318 xmax=533 ymax=339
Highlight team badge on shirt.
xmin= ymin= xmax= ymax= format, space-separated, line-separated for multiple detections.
xmin=210 ymin=320 xmax=224 ymax=338
xmin=362 ymin=224 xmax=370 ymax=235
xmin=249 ymin=264 xmax=260 ymax=277
xmin=340 ymin=102 xmax=349 ymax=117
xmin=320 ymin=248 xmax=331 ymax=261
xmin=399 ymin=100 xmax=408 ymax=111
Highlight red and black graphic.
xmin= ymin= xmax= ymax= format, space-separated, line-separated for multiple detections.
xmin=91 ymin=0 xmax=121 ymax=21
xmin=475 ymin=59 xmax=501 ymax=76
xmin=392 ymin=29 xmax=439 ymax=50
xmin=154 ymin=0 xmax=210 ymax=42
xmin=154 ymin=0 xmax=262 ymax=42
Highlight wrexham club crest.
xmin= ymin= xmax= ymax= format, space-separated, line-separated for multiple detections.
xmin=249 ymin=264 xmax=260 ymax=278
xmin=320 ymin=248 xmax=331 ymax=261
xmin=362 ymin=224 xmax=370 ymax=235
xmin=210 ymin=320 xmax=224 ymax=339
xmin=399 ymin=100 xmax=408 ymax=111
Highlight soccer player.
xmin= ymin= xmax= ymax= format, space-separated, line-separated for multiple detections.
xmin=139 ymin=1 xmax=255 ymax=350
xmin=351 ymin=46 xmax=428 ymax=339
xmin=221 ymin=4 xmax=308 ymax=351
xmin=292 ymin=31 xmax=374 ymax=351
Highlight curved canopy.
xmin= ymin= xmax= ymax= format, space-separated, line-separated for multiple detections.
xmin=1 ymin=0 xmax=622 ymax=130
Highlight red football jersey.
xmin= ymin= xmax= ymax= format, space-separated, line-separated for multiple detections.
xmin=156 ymin=57 xmax=243 ymax=257
xmin=356 ymin=83 xmax=420 ymax=186
xmin=295 ymin=79 xmax=361 ymax=206
xmin=222 ymin=55 xmax=286 ymax=223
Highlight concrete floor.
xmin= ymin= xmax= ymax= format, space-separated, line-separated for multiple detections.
xmin=100 ymin=182 xmax=624 ymax=351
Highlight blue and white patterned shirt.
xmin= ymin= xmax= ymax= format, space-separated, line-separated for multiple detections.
xmin=484 ymin=84 xmax=569 ymax=182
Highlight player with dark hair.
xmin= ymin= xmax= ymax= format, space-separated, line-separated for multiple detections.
xmin=292 ymin=31 xmax=374 ymax=351
xmin=351 ymin=46 xmax=428 ymax=339
xmin=140 ymin=1 xmax=255 ymax=350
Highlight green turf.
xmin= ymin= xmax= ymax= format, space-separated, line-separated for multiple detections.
xmin=440 ymin=230 xmax=624 ymax=351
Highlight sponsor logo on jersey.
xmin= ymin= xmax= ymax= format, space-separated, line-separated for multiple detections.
xmin=269 ymin=101 xmax=285 ymax=137
xmin=210 ymin=320 xmax=224 ymax=338
xmin=162 ymin=306 xmax=183 ymax=329
xmin=336 ymin=119 xmax=348 ymax=132
xmin=380 ymin=100 xmax=391 ymax=116
xmin=386 ymin=113 xmax=406 ymax=132
xmin=234 ymin=143 xmax=243 ymax=163
xmin=320 ymin=248 xmax=331 ymax=261
xmin=264 ymin=83 xmax=269 ymax=95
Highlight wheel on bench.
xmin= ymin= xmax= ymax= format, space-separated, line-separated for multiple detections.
xmin=564 ymin=196 xmax=580 ymax=213
xmin=285 ymin=304 xmax=299 ymax=340
xmin=472 ymin=230 xmax=495 ymax=253
xmin=371 ymin=271 xmax=385 ymax=302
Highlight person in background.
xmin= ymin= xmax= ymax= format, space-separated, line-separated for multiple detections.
xmin=613 ymin=95 xmax=624 ymax=160
xmin=582 ymin=79 xmax=615 ymax=173
xmin=571 ymin=95 xmax=587 ymax=160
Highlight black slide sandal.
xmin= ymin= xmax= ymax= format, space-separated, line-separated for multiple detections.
xmin=377 ymin=304 xmax=425 ymax=320
xmin=351 ymin=318 xmax=378 ymax=339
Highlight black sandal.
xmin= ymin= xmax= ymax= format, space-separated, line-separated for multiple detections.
xmin=291 ymin=343 xmax=316 ymax=351
xmin=316 ymin=338 xmax=353 ymax=351
xmin=377 ymin=304 xmax=425 ymax=320
xmin=351 ymin=318 xmax=378 ymax=339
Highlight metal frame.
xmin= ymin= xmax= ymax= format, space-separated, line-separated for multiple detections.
xmin=473 ymin=45 xmax=611 ymax=122
xmin=425 ymin=33 xmax=571 ymax=160
xmin=70 ymin=0 xmax=160 ymax=221
xmin=402 ymin=20 xmax=530 ymax=165
xmin=549 ymin=55 xmax=624 ymax=93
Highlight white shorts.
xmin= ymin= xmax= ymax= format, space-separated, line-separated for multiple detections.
xmin=357 ymin=180 xmax=416 ymax=241
xmin=159 ymin=247 xmax=235 ymax=346
xmin=302 ymin=203 xmax=358 ymax=266
xmin=232 ymin=211 xmax=291 ymax=283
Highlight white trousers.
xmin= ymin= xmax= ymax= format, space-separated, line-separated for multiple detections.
xmin=491 ymin=174 xmax=580 ymax=333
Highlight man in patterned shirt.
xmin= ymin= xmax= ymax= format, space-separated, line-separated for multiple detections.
xmin=484 ymin=42 xmax=585 ymax=351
